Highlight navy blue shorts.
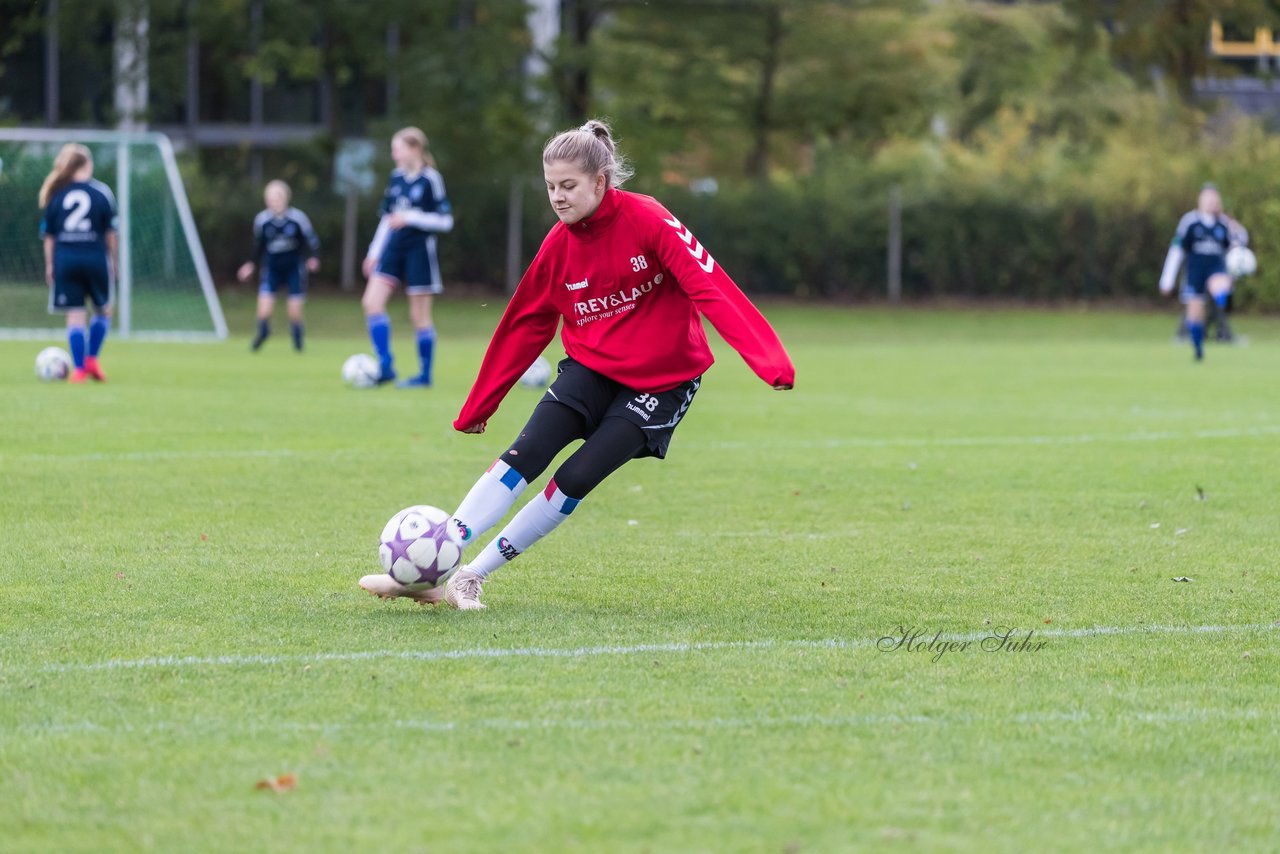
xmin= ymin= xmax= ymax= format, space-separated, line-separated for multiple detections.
xmin=1182 ymin=260 xmax=1228 ymax=300
xmin=50 ymin=251 xmax=112 ymax=313
xmin=260 ymin=263 xmax=306 ymax=298
xmin=376 ymin=234 xmax=443 ymax=295
xmin=541 ymin=358 xmax=700 ymax=459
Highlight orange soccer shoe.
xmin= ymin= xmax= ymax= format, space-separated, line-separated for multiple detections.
xmin=83 ymin=357 xmax=107 ymax=382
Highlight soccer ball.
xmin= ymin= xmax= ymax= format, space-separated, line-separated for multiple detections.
xmin=520 ymin=356 xmax=553 ymax=389
xmin=341 ymin=353 xmax=380 ymax=388
xmin=1226 ymin=246 xmax=1257 ymax=278
xmin=379 ymin=505 xmax=464 ymax=589
xmin=35 ymin=347 xmax=72 ymax=382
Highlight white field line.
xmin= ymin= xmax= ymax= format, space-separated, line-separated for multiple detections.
xmin=2 ymin=448 xmax=316 ymax=464
xmin=5 ymin=424 xmax=1278 ymax=465
xmin=25 ymin=622 xmax=1277 ymax=676
xmin=15 ymin=706 xmax=1277 ymax=739
xmin=694 ymin=424 xmax=1280 ymax=451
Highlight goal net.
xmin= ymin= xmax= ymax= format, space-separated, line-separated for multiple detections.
xmin=0 ymin=129 xmax=227 ymax=340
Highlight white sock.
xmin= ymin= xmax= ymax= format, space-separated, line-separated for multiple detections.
xmin=451 ymin=459 xmax=527 ymax=547
xmin=468 ymin=479 xmax=580 ymax=577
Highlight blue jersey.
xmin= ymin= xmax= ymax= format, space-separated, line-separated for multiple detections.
xmin=1172 ymin=211 xmax=1239 ymax=284
xmin=43 ymin=180 xmax=117 ymax=254
xmin=368 ymin=167 xmax=453 ymax=259
xmin=253 ymin=207 xmax=320 ymax=272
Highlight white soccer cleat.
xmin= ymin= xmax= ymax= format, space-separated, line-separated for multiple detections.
xmin=444 ymin=567 xmax=487 ymax=610
xmin=358 ymin=573 xmax=445 ymax=605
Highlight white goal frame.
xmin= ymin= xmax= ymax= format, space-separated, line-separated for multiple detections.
xmin=0 ymin=128 xmax=228 ymax=341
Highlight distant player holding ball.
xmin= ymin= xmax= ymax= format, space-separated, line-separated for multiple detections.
xmin=360 ymin=119 xmax=795 ymax=609
xmin=1159 ymin=184 xmax=1250 ymax=360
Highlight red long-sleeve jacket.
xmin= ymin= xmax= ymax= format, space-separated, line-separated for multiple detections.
xmin=454 ymin=188 xmax=795 ymax=431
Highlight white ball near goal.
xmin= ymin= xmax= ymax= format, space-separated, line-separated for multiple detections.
xmin=341 ymin=354 xmax=380 ymax=388
xmin=1225 ymin=246 xmax=1257 ymax=278
xmin=35 ymin=347 xmax=72 ymax=382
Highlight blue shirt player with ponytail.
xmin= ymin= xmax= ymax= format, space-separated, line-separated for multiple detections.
xmin=360 ymin=127 xmax=454 ymax=387
xmin=40 ymin=143 xmax=118 ymax=383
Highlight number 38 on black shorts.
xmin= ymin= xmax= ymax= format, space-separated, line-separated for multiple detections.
xmin=541 ymin=357 xmax=701 ymax=459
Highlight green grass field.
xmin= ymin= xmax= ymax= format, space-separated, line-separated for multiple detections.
xmin=2 ymin=294 xmax=1278 ymax=853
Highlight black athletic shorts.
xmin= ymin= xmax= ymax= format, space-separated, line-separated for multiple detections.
xmin=542 ymin=357 xmax=700 ymax=459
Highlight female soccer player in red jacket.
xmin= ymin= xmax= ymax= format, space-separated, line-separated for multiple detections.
xmin=360 ymin=120 xmax=795 ymax=609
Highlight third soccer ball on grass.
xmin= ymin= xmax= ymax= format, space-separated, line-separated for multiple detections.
xmin=341 ymin=354 xmax=380 ymax=388
xmin=379 ymin=505 xmax=464 ymax=589
xmin=520 ymin=356 xmax=553 ymax=389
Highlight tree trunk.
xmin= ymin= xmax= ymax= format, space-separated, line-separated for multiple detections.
xmin=746 ymin=4 xmax=783 ymax=179
xmin=564 ymin=0 xmax=595 ymax=122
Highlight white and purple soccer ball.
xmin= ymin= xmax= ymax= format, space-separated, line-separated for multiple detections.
xmin=379 ymin=505 xmax=464 ymax=589
xmin=35 ymin=347 xmax=72 ymax=382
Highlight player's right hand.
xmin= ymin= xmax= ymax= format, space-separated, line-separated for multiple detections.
xmin=362 ymin=257 xmax=376 ymax=279
xmin=45 ymin=264 xmax=53 ymax=287
xmin=236 ymin=262 xmax=254 ymax=283
xmin=458 ymin=422 xmax=486 ymax=434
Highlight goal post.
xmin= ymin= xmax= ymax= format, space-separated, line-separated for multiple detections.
xmin=0 ymin=128 xmax=227 ymax=341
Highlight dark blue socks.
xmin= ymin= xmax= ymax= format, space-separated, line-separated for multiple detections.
xmin=88 ymin=314 xmax=109 ymax=357
xmin=68 ymin=326 xmax=86 ymax=369
xmin=252 ymin=318 xmax=270 ymax=351
xmin=416 ymin=327 xmax=436 ymax=384
xmin=1188 ymin=321 xmax=1205 ymax=360
xmin=368 ymin=313 xmax=393 ymax=374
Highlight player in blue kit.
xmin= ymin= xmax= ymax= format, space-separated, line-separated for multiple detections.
xmin=237 ymin=180 xmax=320 ymax=352
xmin=360 ymin=127 xmax=454 ymax=387
xmin=39 ymin=143 xmax=117 ymax=384
xmin=1159 ymin=185 xmax=1248 ymax=361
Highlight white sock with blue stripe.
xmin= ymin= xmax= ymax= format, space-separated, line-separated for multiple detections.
xmin=450 ymin=459 xmax=527 ymax=548
xmin=467 ymin=479 xmax=579 ymax=578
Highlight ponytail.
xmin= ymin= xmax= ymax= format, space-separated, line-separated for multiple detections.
xmin=393 ymin=126 xmax=437 ymax=170
xmin=543 ymin=118 xmax=633 ymax=188
xmin=39 ymin=143 xmax=92 ymax=208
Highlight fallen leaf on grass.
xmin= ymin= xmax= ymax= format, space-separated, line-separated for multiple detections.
xmin=255 ymin=773 xmax=297 ymax=793
xmin=199 ymin=533 xmax=208 ymax=541
xmin=1171 ymin=576 xmax=1194 ymax=583
xmin=115 ymin=572 xmax=125 ymax=580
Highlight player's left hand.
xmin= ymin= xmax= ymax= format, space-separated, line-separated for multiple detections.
xmin=306 ymin=257 xmax=320 ymax=272
xmin=459 ymin=422 xmax=487 ymax=434
xmin=45 ymin=264 xmax=53 ymax=287
xmin=387 ymin=213 xmax=407 ymax=230
xmin=773 ymin=383 xmax=793 ymax=391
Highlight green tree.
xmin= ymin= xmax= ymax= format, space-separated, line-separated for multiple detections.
xmin=592 ymin=0 xmax=942 ymax=183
